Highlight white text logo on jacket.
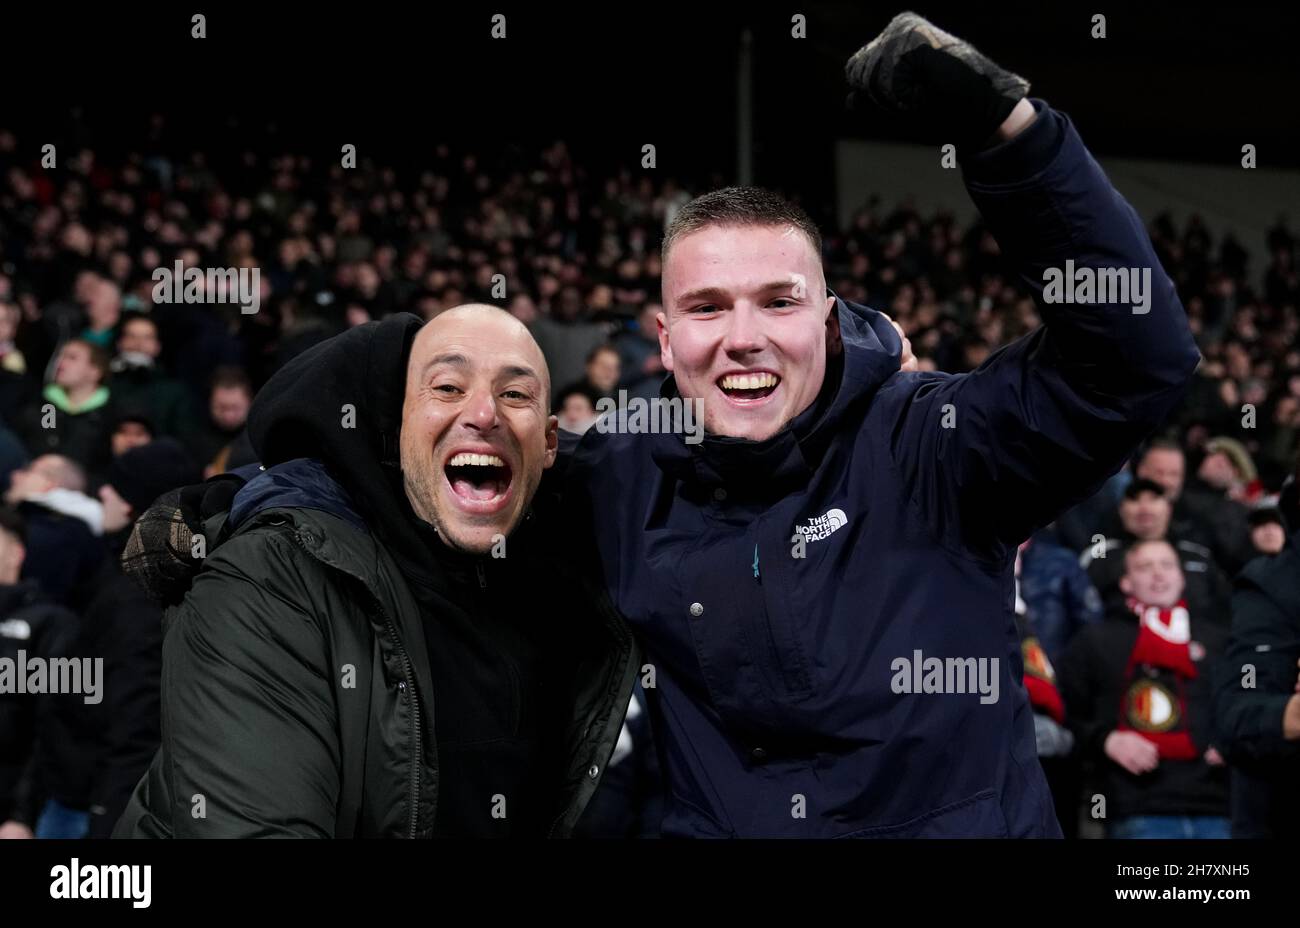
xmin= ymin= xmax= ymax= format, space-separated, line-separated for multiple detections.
xmin=795 ymin=508 xmax=848 ymax=543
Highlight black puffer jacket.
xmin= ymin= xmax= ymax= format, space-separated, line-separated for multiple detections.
xmin=114 ymin=315 xmax=638 ymax=837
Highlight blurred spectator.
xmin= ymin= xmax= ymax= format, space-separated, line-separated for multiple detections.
xmin=0 ymin=506 xmax=78 ymax=839
xmin=1079 ymin=478 xmax=1232 ymax=628
xmin=107 ymin=313 xmax=196 ymax=443
xmin=613 ymin=302 xmax=666 ymax=401
xmin=0 ymin=427 xmax=28 ymax=493
xmin=558 ymin=344 xmax=620 ymax=412
xmin=1135 ymin=440 xmax=1253 ymax=576
xmin=16 ymin=339 xmax=114 ymax=476
xmin=0 ymin=303 xmax=26 ymax=377
xmin=3 ymin=454 xmax=103 ymax=536
xmin=1019 ymin=528 xmax=1103 ymax=667
xmin=1060 ymin=540 xmax=1230 ymax=838
xmin=1247 ymin=506 xmax=1287 ymax=556
xmin=79 ymin=279 xmax=122 ymax=350
xmin=1014 ymin=542 xmax=1080 ymax=837
xmin=187 ymin=367 xmax=253 ymax=476
xmin=1214 ymin=520 xmax=1300 ymax=837
xmin=1198 ymin=436 xmax=1264 ymax=506
xmin=531 ymin=294 xmax=610 ymax=395
xmin=108 ymin=413 xmax=155 ymax=459
xmin=3 ymin=455 xmax=105 ymax=610
xmin=556 ymin=385 xmax=601 ymax=435
xmin=0 ymin=301 xmax=36 ymax=418
xmin=35 ymin=439 xmax=198 ymax=838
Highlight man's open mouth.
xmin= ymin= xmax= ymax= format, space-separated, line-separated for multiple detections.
xmin=717 ymin=371 xmax=781 ymax=405
xmin=444 ymin=450 xmax=514 ymax=514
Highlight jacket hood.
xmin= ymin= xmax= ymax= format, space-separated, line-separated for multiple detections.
xmin=248 ymin=314 xmax=421 ymax=512
xmin=244 ymin=314 xmax=439 ymax=572
xmin=244 ymin=313 xmax=529 ymax=604
xmin=649 ymin=293 xmax=903 ymax=490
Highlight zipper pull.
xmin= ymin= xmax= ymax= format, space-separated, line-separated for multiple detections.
xmin=477 ymin=561 xmax=487 ymax=590
xmin=753 ymin=543 xmax=760 ymax=581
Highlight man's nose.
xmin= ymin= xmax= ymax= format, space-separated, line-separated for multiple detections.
xmin=721 ymin=303 xmax=766 ymax=355
xmin=459 ymin=388 xmax=501 ymax=432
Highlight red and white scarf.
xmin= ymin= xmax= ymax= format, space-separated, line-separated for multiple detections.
xmin=1117 ymin=598 xmax=1198 ymax=760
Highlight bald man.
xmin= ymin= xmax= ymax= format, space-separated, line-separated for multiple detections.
xmin=116 ymin=306 xmax=638 ymax=838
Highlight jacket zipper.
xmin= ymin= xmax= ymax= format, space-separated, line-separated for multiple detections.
xmin=375 ymin=599 xmax=423 ymax=839
xmin=287 ymin=526 xmax=423 ymax=838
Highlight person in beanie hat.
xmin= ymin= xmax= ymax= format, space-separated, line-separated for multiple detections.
xmin=108 ymin=411 xmax=156 ymax=460
xmin=99 ymin=439 xmax=200 ymax=535
xmin=1247 ymin=506 xmax=1287 ymax=557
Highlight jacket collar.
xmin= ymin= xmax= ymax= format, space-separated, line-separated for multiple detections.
xmin=648 ymin=292 xmax=903 ymax=493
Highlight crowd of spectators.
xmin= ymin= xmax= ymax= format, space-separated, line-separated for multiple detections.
xmin=0 ymin=120 xmax=1296 ymax=838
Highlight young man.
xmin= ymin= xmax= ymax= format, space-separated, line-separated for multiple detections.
xmin=558 ymin=13 xmax=1199 ymax=836
xmin=1059 ymin=540 xmax=1229 ymax=838
xmin=18 ymin=339 xmax=115 ymax=475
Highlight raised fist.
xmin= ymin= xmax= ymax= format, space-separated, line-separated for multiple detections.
xmin=847 ymin=12 xmax=1030 ymax=149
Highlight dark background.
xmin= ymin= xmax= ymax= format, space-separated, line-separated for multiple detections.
xmin=7 ymin=1 xmax=1298 ymax=224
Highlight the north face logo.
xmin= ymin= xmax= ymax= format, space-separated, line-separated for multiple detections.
xmin=795 ymin=508 xmax=848 ymax=543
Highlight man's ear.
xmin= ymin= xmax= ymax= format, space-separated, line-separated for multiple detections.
xmin=825 ymin=296 xmax=842 ymax=356
xmin=657 ymin=309 xmax=674 ymax=372
xmin=1119 ymin=574 xmax=1133 ymax=598
xmin=543 ymin=415 xmax=560 ymax=469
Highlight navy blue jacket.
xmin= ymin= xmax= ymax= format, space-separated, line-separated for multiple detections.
xmin=560 ymin=101 xmax=1200 ymax=837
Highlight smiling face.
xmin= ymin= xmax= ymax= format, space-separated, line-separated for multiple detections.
xmin=400 ymin=304 xmax=557 ymax=554
xmin=1120 ymin=540 xmax=1185 ymax=608
xmin=659 ymin=223 xmax=836 ymax=441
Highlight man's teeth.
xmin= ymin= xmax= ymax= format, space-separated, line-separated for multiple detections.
xmin=448 ymin=452 xmax=505 ymax=468
xmin=720 ymin=372 xmax=779 ymax=390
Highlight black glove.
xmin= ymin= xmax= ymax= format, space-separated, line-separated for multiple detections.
xmin=847 ymin=12 xmax=1030 ymax=150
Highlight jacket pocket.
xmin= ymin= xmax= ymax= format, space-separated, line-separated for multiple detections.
xmin=750 ymin=536 xmax=814 ymax=701
xmin=834 ymin=789 xmax=1009 ymax=838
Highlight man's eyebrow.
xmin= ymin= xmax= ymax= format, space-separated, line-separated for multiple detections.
xmin=675 ymin=281 xmax=801 ymax=306
xmin=500 ymin=365 xmax=541 ymax=383
xmin=420 ymin=354 xmax=541 ymax=386
xmin=419 ymin=352 xmax=470 ymax=377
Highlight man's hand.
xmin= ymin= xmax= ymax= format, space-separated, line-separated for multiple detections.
xmin=0 ymin=820 xmax=34 ymax=839
xmin=1104 ymin=730 xmax=1160 ymax=775
xmin=890 ymin=319 xmax=918 ymax=372
xmin=846 ymin=11 xmax=1031 ymax=149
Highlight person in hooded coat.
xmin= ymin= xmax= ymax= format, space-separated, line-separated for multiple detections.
xmin=556 ymin=14 xmax=1201 ymax=837
xmin=115 ymin=307 xmax=637 ymax=837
